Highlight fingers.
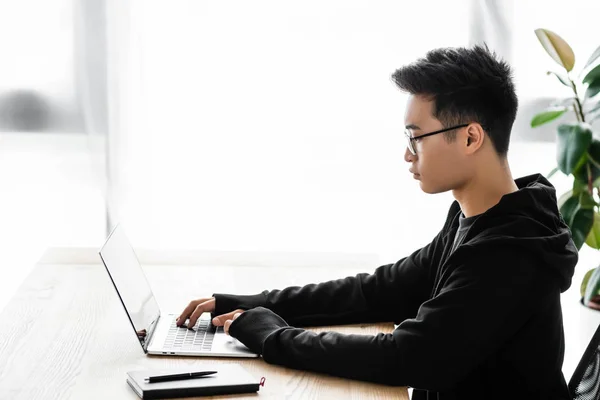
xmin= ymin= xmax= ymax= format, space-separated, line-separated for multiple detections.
xmin=187 ymin=298 xmax=216 ymax=329
xmin=211 ymin=309 xmax=244 ymax=326
xmin=176 ymin=300 xmax=202 ymax=327
xmin=224 ymin=312 xmax=243 ymax=335
xmin=176 ymin=298 xmax=215 ymax=327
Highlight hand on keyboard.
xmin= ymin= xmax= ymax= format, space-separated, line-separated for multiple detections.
xmin=176 ymin=297 xmax=216 ymax=328
xmin=176 ymin=297 xmax=244 ymax=332
xmin=223 ymin=311 xmax=244 ymax=335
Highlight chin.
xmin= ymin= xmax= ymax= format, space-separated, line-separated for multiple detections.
xmin=419 ymin=181 xmax=449 ymax=194
xmin=419 ymin=184 xmax=437 ymax=194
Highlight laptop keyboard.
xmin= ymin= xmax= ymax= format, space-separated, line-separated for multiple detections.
xmin=163 ymin=317 xmax=222 ymax=351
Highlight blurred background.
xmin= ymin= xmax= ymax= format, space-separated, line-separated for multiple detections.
xmin=0 ymin=0 xmax=598 ymax=311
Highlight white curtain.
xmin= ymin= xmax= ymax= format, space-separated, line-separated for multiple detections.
xmin=103 ymin=1 xmax=575 ymax=263
xmin=469 ymin=0 xmax=514 ymax=63
xmin=105 ymin=0 xmax=148 ymax=238
xmin=74 ymin=0 xmax=109 ymax=232
xmin=103 ymin=1 xmax=474 ymax=262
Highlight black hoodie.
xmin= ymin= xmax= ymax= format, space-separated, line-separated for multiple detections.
xmin=215 ymin=174 xmax=578 ymax=399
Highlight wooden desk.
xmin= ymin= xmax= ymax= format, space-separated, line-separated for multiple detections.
xmin=0 ymin=258 xmax=409 ymax=399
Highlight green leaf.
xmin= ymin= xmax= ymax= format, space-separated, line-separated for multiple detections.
xmin=573 ymin=178 xmax=588 ymax=195
xmin=588 ymin=140 xmax=600 ymax=167
xmin=584 ymin=45 xmax=600 ymax=69
xmin=572 ymin=208 xmax=594 ymax=250
xmin=585 ymin=213 xmax=600 ymax=249
xmin=581 ymin=268 xmax=597 ymax=297
xmin=560 ymin=195 xmax=579 ymax=225
xmin=557 ymin=189 xmax=573 ymax=210
xmin=574 ymin=164 xmax=600 ymax=188
xmin=575 ymin=140 xmax=600 ymax=186
xmin=583 ymin=267 xmax=600 ymax=304
xmin=531 ymin=108 xmax=567 ymax=128
xmin=535 ymin=28 xmax=576 ymax=72
xmin=546 ymin=71 xmax=572 ymax=87
xmin=579 ymin=190 xmax=597 ymax=209
xmin=583 ymin=64 xmax=600 ymax=84
xmin=560 ymin=193 xmax=595 ymax=249
xmin=556 ymin=123 xmax=593 ymax=174
xmin=586 ymin=79 xmax=600 ymax=99
xmin=572 ymin=153 xmax=590 ymax=181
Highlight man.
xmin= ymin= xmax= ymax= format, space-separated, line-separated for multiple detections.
xmin=177 ymin=45 xmax=577 ymax=399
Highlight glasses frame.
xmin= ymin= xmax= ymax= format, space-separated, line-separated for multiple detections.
xmin=404 ymin=123 xmax=470 ymax=155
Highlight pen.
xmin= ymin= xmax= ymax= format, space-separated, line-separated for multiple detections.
xmin=145 ymin=371 xmax=218 ymax=383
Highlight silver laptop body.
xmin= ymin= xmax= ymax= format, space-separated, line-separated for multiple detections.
xmin=99 ymin=224 xmax=258 ymax=358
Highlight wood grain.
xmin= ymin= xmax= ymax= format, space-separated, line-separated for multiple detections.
xmin=0 ymin=262 xmax=408 ymax=399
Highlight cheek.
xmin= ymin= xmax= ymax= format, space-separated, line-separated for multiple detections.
xmin=418 ymin=152 xmax=444 ymax=176
xmin=419 ymin=152 xmax=462 ymax=186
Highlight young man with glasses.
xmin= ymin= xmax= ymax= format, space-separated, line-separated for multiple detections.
xmin=177 ymin=45 xmax=577 ymax=399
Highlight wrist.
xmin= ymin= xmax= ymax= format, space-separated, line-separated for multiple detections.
xmin=229 ymin=307 xmax=289 ymax=354
xmin=212 ymin=291 xmax=269 ymax=315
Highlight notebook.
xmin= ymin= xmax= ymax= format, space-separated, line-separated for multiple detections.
xmin=126 ymin=364 xmax=263 ymax=399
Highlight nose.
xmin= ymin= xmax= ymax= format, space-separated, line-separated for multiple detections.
xmin=404 ymin=146 xmax=416 ymax=163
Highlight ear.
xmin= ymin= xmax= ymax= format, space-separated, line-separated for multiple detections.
xmin=463 ymin=123 xmax=484 ymax=155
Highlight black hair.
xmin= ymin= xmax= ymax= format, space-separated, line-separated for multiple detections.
xmin=391 ymin=44 xmax=518 ymax=157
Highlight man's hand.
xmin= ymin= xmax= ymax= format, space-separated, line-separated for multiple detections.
xmin=177 ymin=297 xmax=215 ymax=328
xmin=226 ymin=307 xmax=290 ymax=354
xmin=223 ymin=311 xmax=244 ymax=335
xmin=176 ymin=297 xmax=244 ymax=329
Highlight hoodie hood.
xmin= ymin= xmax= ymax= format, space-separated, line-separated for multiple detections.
xmin=456 ymin=174 xmax=578 ymax=292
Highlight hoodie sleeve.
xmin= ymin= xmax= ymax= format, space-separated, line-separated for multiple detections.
xmin=228 ymin=248 xmax=546 ymax=391
xmin=213 ymin=230 xmax=444 ymax=327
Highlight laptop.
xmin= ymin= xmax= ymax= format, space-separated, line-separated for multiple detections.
xmin=99 ymin=224 xmax=258 ymax=358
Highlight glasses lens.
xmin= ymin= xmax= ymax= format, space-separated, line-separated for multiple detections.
xmin=405 ymin=130 xmax=416 ymax=155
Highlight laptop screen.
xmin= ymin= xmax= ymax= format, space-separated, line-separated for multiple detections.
xmin=99 ymin=224 xmax=161 ymax=352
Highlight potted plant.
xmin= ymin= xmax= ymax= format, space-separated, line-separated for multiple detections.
xmin=531 ymin=28 xmax=600 ymax=310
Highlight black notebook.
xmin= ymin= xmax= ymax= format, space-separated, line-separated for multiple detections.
xmin=126 ymin=364 xmax=262 ymax=399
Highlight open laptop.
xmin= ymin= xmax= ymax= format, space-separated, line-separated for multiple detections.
xmin=99 ymin=224 xmax=258 ymax=358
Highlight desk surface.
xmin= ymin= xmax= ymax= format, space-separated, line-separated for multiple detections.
xmin=0 ymin=260 xmax=409 ymax=399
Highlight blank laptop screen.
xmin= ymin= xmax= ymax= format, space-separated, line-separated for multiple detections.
xmin=99 ymin=225 xmax=161 ymax=350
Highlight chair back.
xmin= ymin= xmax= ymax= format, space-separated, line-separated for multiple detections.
xmin=569 ymin=322 xmax=600 ymax=400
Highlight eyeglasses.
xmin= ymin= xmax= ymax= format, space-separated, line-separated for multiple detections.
xmin=404 ymin=124 xmax=470 ymax=155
